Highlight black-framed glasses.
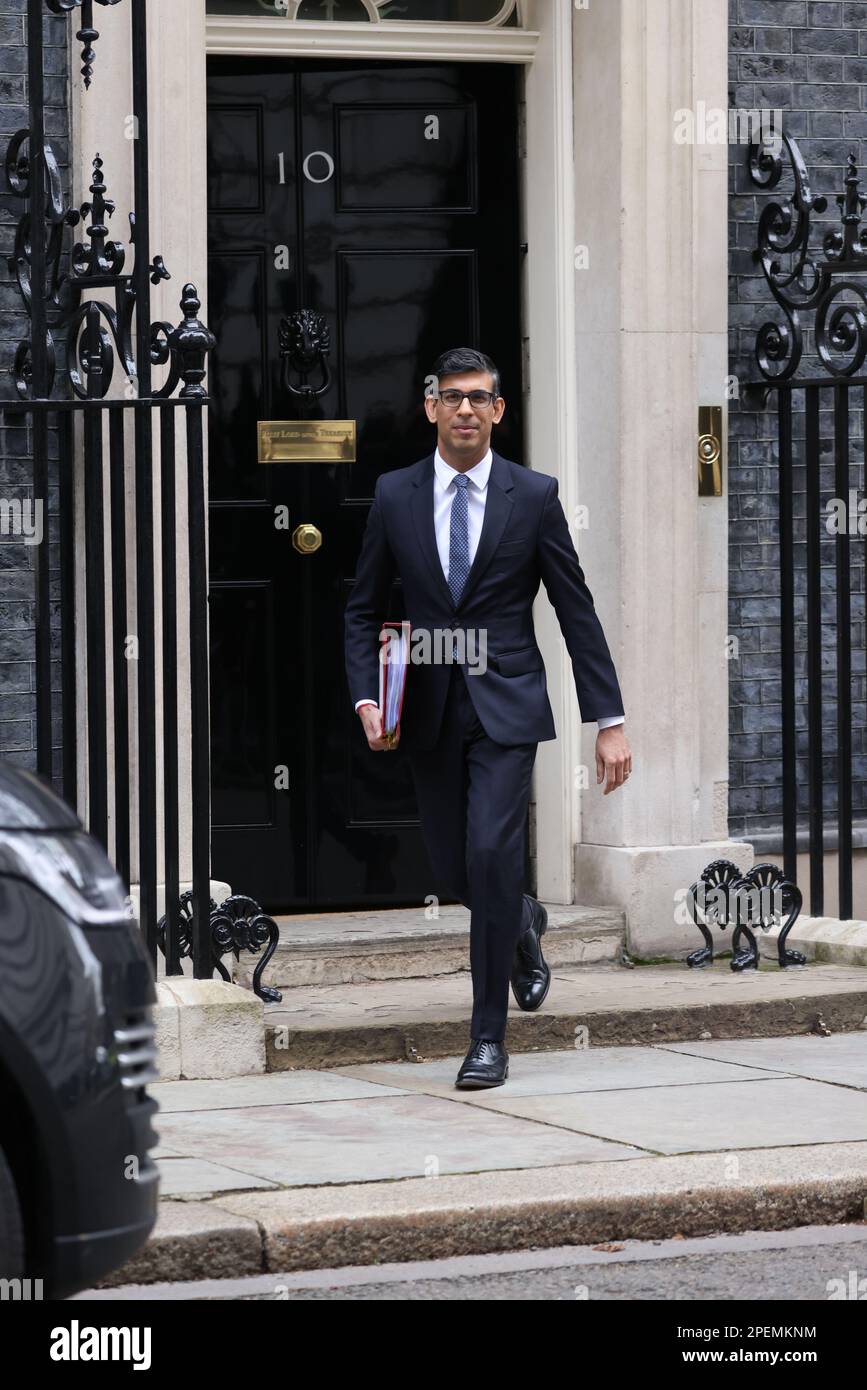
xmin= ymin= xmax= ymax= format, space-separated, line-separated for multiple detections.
xmin=436 ymin=389 xmax=498 ymax=410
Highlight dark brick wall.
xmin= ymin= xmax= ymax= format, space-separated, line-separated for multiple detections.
xmin=729 ymin=0 xmax=867 ymax=840
xmin=0 ymin=3 xmax=70 ymax=786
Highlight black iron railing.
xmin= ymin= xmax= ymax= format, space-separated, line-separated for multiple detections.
xmin=2 ymin=0 xmax=282 ymax=999
xmin=3 ymin=0 xmax=214 ymax=974
xmin=745 ymin=132 xmax=867 ymax=921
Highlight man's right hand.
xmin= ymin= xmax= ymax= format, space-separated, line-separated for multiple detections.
xmin=359 ymin=704 xmax=401 ymax=752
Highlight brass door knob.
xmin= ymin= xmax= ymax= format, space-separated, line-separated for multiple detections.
xmin=292 ymin=523 xmax=322 ymax=554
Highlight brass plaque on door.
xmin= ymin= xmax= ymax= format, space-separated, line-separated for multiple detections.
xmin=257 ymin=420 xmax=356 ymax=464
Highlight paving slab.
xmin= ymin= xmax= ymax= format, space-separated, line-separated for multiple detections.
xmin=157 ymin=1157 xmax=279 ymax=1198
xmin=659 ymin=1034 xmax=867 ymax=1089
xmin=478 ymin=1076 xmax=867 ymax=1154
xmin=332 ymin=1044 xmax=782 ymax=1099
xmin=150 ymin=1071 xmax=409 ymax=1113
xmin=264 ymin=961 xmax=867 ymax=1068
xmin=154 ymin=1092 xmax=646 ymax=1187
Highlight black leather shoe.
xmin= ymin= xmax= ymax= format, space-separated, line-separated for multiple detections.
xmin=510 ymin=894 xmax=551 ymax=1011
xmin=455 ymin=1038 xmax=509 ymax=1089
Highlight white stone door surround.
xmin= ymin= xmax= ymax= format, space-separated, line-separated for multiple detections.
xmin=69 ymin=0 xmax=748 ymax=956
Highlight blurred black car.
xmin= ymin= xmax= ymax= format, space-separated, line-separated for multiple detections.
xmin=0 ymin=763 xmax=159 ymax=1297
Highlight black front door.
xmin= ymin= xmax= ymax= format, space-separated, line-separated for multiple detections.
xmin=206 ymin=57 xmax=523 ymax=912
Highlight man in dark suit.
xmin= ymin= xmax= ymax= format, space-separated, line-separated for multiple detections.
xmin=344 ymin=347 xmax=631 ymax=1089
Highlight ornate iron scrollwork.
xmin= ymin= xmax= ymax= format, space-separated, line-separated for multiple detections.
xmin=157 ymin=891 xmax=283 ymax=1003
xmin=64 ymin=152 xmax=139 ymax=397
xmin=150 ymin=284 xmax=216 ymax=400
xmin=749 ymin=132 xmax=867 ymax=385
xmin=278 ymin=308 xmax=332 ymax=406
xmin=45 ymin=0 xmax=123 ymax=90
xmin=4 ymin=141 xmax=213 ymax=401
xmin=4 ymin=130 xmax=81 ymax=396
xmin=731 ymin=862 xmax=806 ymax=972
xmin=686 ymin=858 xmax=805 ymax=972
xmin=686 ymin=858 xmax=741 ymax=969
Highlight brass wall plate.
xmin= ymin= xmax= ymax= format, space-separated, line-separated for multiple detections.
xmin=698 ymin=405 xmax=723 ymax=496
xmin=258 ymin=419 xmax=356 ymax=464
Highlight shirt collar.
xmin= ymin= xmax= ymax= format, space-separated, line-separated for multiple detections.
xmin=434 ymin=446 xmax=493 ymax=492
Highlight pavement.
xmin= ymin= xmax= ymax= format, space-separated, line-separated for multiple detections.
xmin=95 ymin=1023 xmax=867 ymax=1288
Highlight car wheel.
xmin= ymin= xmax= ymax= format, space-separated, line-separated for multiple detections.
xmin=0 ymin=1145 xmax=25 ymax=1278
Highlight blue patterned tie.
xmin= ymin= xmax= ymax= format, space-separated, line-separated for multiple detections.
xmin=448 ymin=473 xmax=471 ymax=604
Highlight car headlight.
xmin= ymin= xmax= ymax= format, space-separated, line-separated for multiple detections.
xmin=0 ymin=829 xmax=133 ymax=927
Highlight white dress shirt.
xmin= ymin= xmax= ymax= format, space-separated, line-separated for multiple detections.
xmin=355 ymin=446 xmax=624 ymax=729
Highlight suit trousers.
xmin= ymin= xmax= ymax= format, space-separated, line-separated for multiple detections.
xmin=407 ymin=662 xmax=538 ymax=1041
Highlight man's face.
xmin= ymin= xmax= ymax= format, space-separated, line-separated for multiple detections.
xmin=424 ymin=370 xmax=506 ymax=459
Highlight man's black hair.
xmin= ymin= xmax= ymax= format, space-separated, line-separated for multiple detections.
xmin=430 ymin=347 xmax=501 ymax=399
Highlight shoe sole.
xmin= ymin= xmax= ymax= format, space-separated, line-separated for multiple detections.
xmin=455 ymin=1069 xmax=508 ymax=1089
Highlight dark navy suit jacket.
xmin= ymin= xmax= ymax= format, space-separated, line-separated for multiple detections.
xmin=344 ymin=450 xmax=625 ymax=752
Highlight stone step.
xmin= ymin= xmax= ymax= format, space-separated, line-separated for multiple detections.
xmin=263 ymin=959 xmax=867 ymax=1070
xmin=233 ymin=901 xmax=625 ymax=992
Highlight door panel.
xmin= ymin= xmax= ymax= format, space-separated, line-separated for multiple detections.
xmin=206 ymin=57 xmax=523 ymax=911
xmin=335 ymin=104 xmax=476 ymax=210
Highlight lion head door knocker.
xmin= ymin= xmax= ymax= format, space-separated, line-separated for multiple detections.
xmin=278 ymin=308 xmax=332 ymax=409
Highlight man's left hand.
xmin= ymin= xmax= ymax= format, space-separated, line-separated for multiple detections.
xmin=596 ymin=725 xmax=631 ymax=795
